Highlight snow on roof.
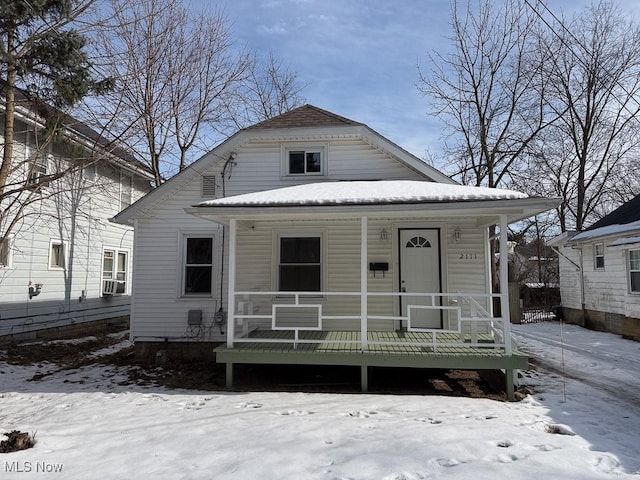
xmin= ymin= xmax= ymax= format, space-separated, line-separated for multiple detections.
xmin=198 ymin=180 xmax=529 ymax=207
xmin=609 ymin=236 xmax=640 ymax=247
xmin=570 ymin=219 xmax=640 ymax=243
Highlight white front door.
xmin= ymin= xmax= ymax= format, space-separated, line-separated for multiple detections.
xmin=399 ymin=229 xmax=442 ymax=329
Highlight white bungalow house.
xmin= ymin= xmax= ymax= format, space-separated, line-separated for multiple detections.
xmin=0 ymin=91 xmax=154 ymax=341
xmin=113 ymin=105 xmax=559 ymax=398
xmin=549 ymin=194 xmax=640 ymax=341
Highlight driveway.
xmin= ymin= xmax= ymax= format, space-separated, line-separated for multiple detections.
xmin=512 ymin=321 xmax=640 ymax=409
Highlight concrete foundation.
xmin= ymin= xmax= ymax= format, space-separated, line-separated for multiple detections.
xmin=561 ymin=307 xmax=639 ymax=342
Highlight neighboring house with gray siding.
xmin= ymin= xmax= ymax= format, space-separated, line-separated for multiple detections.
xmin=0 ymin=92 xmax=154 ymax=341
xmin=550 ymin=194 xmax=640 ymax=341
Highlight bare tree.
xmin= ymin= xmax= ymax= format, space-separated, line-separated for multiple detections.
xmin=88 ymin=0 xmax=305 ymax=185
xmin=223 ymin=51 xmax=307 ymax=131
xmin=418 ymin=0 xmax=551 ymax=294
xmin=1 ymin=0 xmax=111 ymax=246
xmin=418 ymin=0 xmax=550 ymax=189
xmin=519 ymin=0 xmax=640 ymax=231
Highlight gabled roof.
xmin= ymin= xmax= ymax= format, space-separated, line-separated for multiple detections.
xmin=584 ymin=194 xmax=640 ymax=231
xmin=568 ymin=194 xmax=640 ymax=244
xmin=2 ymin=86 xmax=155 ymax=180
xmin=247 ymin=105 xmax=364 ymax=130
xmin=112 ymin=104 xmax=456 ymax=225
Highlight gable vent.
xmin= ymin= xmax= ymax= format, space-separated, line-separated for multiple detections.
xmin=201 ymin=175 xmax=216 ymax=198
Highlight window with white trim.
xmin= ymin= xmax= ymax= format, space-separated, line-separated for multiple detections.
xmin=281 ymin=144 xmax=326 ymax=176
xmin=102 ymin=248 xmax=128 ymax=295
xmin=49 ymin=241 xmax=65 ymax=269
xmin=629 ymin=250 xmax=640 ymax=293
xmin=28 ymin=154 xmax=50 ymax=185
xmin=183 ymin=236 xmax=214 ymax=295
xmin=0 ymin=237 xmax=11 ymax=267
xmin=278 ymin=234 xmax=322 ymax=292
xmin=83 ymin=162 xmax=97 ymax=183
xmin=594 ymin=242 xmax=605 ymax=269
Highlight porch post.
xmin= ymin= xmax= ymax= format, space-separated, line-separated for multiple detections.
xmin=226 ymin=219 xmax=237 ymax=349
xmin=361 ymin=216 xmax=368 ymax=351
xmin=499 ymin=214 xmax=512 ymax=356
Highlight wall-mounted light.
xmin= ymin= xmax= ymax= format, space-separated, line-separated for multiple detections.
xmin=453 ymin=227 xmax=461 ymax=243
xmin=380 ymin=228 xmax=389 ymax=241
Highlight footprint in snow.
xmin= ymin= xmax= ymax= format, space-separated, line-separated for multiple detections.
xmin=497 ymin=440 xmax=513 ymax=448
xmin=276 ymin=410 xmax=314 ymax=416
xmin=430 ymin=457 xmax=464 ymax=468
xmin=343 ymin=410 xmax=377 ymax=418
xmin=532 ymin=444 xmax=560 ymax=452
xmin=416 ymin=417 xmax=442 ymax=424
xmin=236 ymin=402 xmax=263 ymax=409
xmin=383 ymin=472 xmax=429 ymax=480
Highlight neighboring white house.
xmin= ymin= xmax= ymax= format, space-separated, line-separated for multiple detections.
xmin=113 ymin=104 xmax=559 ymax=380
xmin=0 ymin=91 xmax=155 ymax=341
xmin=549 ymin=195 xmax=640 ymax=341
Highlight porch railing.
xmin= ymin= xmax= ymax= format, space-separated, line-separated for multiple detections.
xmin=227 ymin=291 xmax=511 ymax=353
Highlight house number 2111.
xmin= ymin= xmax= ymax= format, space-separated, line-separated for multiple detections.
xmin=460 ymin=253 xmax=478 ymax=260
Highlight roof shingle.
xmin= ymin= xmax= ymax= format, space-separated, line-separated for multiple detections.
xmin=246 ymin=104 xmax=364 ymax=130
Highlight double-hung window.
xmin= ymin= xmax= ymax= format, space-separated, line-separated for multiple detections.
xmin=594 ymin=243 xmax=605 ymax=269
xmin=278 ymin=235 xmax=322 ymax=292
xmin=183 ymin=236 xmax=214 ymax=295
xmin=28 ymin=154 xmax=50 ymax=186
xmin=282 ymin=144 xmax=326 ymax=176
xmin=629 ymin=250 xmax=640 ymax=293
xmin=49 ymin=240 xmax=65 ymax=269
xmin=102 ymin=248 xmax=128 ymax=295
xmin=0 ymin=237 xmax=10 ymax=268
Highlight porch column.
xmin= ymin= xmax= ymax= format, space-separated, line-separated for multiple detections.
xmin=499 ymin=214 xmax=512 ymax=356
xmin=361 ymin=216 xmax=368 ymax=351
xmin=226 ymin=219 xmax=237 ymax=349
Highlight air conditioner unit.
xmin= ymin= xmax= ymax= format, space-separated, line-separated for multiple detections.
xmin=102 ymin=279 xmax=125 ymax=296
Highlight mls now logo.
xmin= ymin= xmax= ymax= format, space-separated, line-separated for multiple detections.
xmin=5 ymin=461 xmax=64 ymax=473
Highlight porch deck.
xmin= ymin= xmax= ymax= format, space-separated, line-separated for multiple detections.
xmin=215 ymin=330 xmax=528 ymax=399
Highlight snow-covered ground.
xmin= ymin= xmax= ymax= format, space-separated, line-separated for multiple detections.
xmin=1 ymin=322 xmax=639 ymax=479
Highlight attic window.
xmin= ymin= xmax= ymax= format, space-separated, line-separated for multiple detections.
xmin=201 ymin=176 xmax=216 ymax=198
xmin=281 ymin=144 xmax=327 ymax=177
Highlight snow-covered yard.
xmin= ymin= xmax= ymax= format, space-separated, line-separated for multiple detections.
xmin=1 ymin=322 xmax=639 ymax=479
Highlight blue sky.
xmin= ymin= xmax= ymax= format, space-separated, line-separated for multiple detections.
xmin=209 ymin=0 xmax=640 ymax=169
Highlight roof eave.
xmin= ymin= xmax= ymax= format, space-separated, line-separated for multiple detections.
xmin=186 ymin=197 xmax=560 ymax=226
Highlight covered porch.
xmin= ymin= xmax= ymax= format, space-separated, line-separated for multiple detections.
xmin=187 ymin=181 xmax=558 ymax=400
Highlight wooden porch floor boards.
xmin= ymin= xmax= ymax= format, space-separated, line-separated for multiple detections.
xmin=215 ymin=330 xmax=527 ymax=399
xmin=215 ymin=329 xmax=527 ymax=369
